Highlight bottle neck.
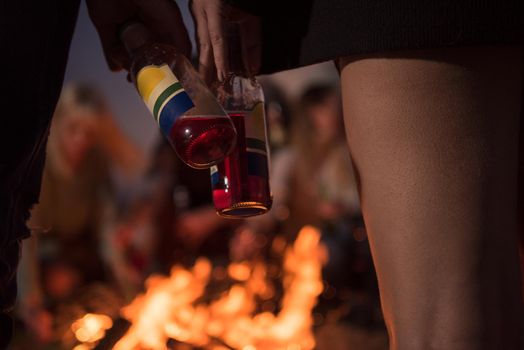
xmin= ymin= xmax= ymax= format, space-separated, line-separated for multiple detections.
xmin=227 ymin=24 xmax=249 ymax=77
xmin=120 ymin=22 xmax=152 ymax=55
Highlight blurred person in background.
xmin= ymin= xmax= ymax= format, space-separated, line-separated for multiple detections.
xmin=0 ymin=2 xmax=192 ymax=345
xmin=259 ymin=78 xmax=293 ymax=154
xmin=147 ymin=140 xmax=240 ymax=271
xmin=237 ymin=84 xmax=360 ymax=242
xmin=110 ymin=187 xmax=157 ymax=299
xmin=284 ymin=84 xmax=360 ymax=234
xmin=16 ymin=84 xmax=144 ymax=345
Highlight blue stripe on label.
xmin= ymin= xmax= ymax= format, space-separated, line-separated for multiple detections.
xmin=158 ymin=91 xmax=194 ymax=135
xmin=211 ymin=171 xmax=221 ymax=186
xmin=247 ymin=152 xmax=269 ymax=178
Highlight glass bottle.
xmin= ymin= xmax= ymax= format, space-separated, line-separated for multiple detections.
xmin=120 ymin=21 xmax=236 ymax=169
xmin=210 ymin=24 xmax=272 ymax=218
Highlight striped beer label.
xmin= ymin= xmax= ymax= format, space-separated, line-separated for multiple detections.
xmin=243 ymin=102 xmax=268 ymax=157
xmin=229 ymin=103 xmax=270 ymax=178
xmin=245 ymin=102 xmax=269 ymax=178
xmin=136 ymin=64 xmax=194 ymax=135
xmin=210 ymin=165 xmax=221 ymax=186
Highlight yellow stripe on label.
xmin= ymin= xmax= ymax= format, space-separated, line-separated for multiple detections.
xmin=137 ymin=66 xmax=166 ymax=100
xmin=244 ymin=102 xmax=268 ymax=143
xmin=137 ymin=64 xmax=180 ymax=117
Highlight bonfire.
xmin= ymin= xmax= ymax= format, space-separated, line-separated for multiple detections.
xmin=71 ymin=226 xmax=326 ymax=350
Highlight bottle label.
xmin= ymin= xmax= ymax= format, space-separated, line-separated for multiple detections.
xmin=227 ymin=103 xmax=270 ymax=178
xmin=230 ymin=103 xmax=268 ymax=156
xmin=210 ymin=165 xmax=221 ymax=186
xmin=246 ymin=103 xmax=270 ymax=178
xmin=137 ymin=64 xmax=194 ymax=135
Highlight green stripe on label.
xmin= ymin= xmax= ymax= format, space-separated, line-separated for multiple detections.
xmin=246 ymin=138 xmax=267 ymax=152
xmin=153 ymin=82 xmax=183 ymax=121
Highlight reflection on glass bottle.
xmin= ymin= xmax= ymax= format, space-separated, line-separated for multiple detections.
xmin=211 ymin=24 xmax=272 ymax=218
xmin=120 ymin=21 xmax=236 ymax=169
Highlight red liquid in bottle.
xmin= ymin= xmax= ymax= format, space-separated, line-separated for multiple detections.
xmin=211 ymin=113 xmax=272 ymax=217
xmin=170 ymin=115 xmax=236 ymax=169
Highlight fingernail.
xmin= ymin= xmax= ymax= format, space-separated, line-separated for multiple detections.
xmin=217 ymin=70 xmax=224 ymax=82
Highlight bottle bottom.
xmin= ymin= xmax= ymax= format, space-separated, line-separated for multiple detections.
xmin=216 ymin=201 xmax=270 ymax=218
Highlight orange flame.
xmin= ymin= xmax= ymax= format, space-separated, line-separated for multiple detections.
xmin=76 ymin=226 xmax=325 ymax=350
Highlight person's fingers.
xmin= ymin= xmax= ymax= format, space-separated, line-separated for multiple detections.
xmin=197 ymin=29 xmax=217 ymax=85
xmin=204 ymin=0 xmax=228 ymax=81
xmin=132 ymin=0 xmax=191 ymax=57
xmin=190 ymin=1 xmax=215 ymax=84
xmin=104 ymin=45 xmax=131 ymax=72
xmin=88 ymin=0 xmax=192 ymax=71
xmin=86 ymin=0 xmax=134 ymax=71
xmin=239 ymin=16 xmax=262 ymax=75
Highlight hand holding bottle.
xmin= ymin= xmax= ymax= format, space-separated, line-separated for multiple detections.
xmin=190 ymin=0 xmax=262 ymax=82
xmin=87 ymin=0 xmax=191 ymax=71
xmin=120 ymin=22 xmax=237 ymax=168
xmin=210 ymin=24 xmax=272 ymax=217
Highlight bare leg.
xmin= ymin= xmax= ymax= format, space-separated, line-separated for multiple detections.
xmin=339 ymin=46 xmax=524 ymax=349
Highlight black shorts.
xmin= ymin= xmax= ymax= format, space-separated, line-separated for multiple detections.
xmin=230 ymin=0 xmax=524 ymax=74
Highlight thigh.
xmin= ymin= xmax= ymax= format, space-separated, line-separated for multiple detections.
xmin=339 ymin=46 xmax=524 ymax=349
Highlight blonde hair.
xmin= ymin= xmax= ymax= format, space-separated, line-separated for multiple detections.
xmin=54 ymin=83 xmax=108 ymax=120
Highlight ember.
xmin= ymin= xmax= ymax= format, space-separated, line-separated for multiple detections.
xmin=72 ymin=313 xmax=113 ymax=348
xmin=72 ymin=226 xmax=326 ymax=350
